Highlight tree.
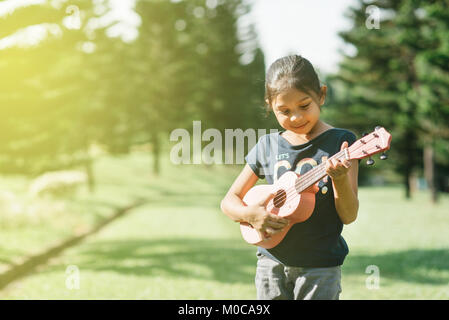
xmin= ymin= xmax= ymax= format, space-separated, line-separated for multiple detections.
xmin=0 ymin=0 xmax=122 ymax=192
xmin=126 ymin=0 xmax=266 ymax=173
xmin=328 ymin=0 xmax=449 ymax=200
xmin=414 ymin=0 xmax=449 ymax=202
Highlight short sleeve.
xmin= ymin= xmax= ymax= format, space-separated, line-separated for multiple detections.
xmin=244 ymin=135 xmax=267 ymax=179
xmin=339 ymin=130 xmax=357 ymax=147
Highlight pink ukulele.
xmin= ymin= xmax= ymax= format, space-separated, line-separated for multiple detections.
xmin=240 ymin=126 xmax=392 ymax=249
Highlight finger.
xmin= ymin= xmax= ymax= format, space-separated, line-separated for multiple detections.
xmin=331 ymin=158 xmax=340 ymax=168
xmin=325 ymin=160 xmax=333 ymax=175
xmin=326 ymin=159 xmax=334 ymax=170
xmin=267 ymin=220 xmax=289 ymax=229
xmin=340 ymin=141 xmax=348 ymax=151
xmin=337 ymin=159 xmax=347 ymax=169
xmin=335 ymin=159 xmax=350 ymax=170
xmin=268 ymin=214 xmax=289 ymax=224
xmin=342 ymin=159 xmax=351 ymax=169
xmin=261 ymin=231 xmax=271 ymax=239
xmin=261 ymin=228 xmax=273 ymax=238
xmin=265 ymin=227 xmax=282 ymax=235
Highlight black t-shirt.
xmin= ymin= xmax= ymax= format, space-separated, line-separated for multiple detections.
xmin=244 ymin=128 xmax=357 ymax=267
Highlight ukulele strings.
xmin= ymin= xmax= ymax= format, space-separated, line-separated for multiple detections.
xmin=268 ymin=139 xmax=370 ymax=210
xmin=294 ymin=151 xmax=343 ymax=192
xmin=267 ymin=150 xmax=344 ymax=210
xmin=268 ymin=134 xmax=378 ymax=210
xmin=265 ymin=151 xmax=345 ymax=211
xmin=293 ymin=133 xmax=380 ymax=194
xmin=266 ymin=150 xmax=345 ymax=210
xmin=266 ymin=135 xmax=377 ymax=210
xmin=273 ymin=151 xmax=344 ymax=210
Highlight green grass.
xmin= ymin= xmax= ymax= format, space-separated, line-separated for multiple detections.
xmin=341 ymin=186 xmax=449 ymax=299
xmin=0 ymin=152 xmax=157 ymax=273
xmin=0 ymin=151 xmax=448 ymax=299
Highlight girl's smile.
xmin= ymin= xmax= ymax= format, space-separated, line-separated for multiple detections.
xmin=291 ymin=121 xmax=309 ymax=129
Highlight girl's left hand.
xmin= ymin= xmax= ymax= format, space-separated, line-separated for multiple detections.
xmin=326 ymin=141 xmax=351 ymax=182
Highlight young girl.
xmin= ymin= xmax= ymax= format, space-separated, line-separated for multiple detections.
xmin=220 ymin=55 xmax=359 ymax=300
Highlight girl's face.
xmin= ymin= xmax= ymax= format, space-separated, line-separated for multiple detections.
xmin=270 ymin=86 xmax=326 ymax=135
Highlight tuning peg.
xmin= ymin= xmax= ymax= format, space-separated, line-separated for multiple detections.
xmin=362 ymin=132 xmax=368 ymax=137
xmin=366 ymin=157 xmax=375 ymax=165
xmin=375 ymin=126 xmax=382 ymax=130
xmin=380 ymin=152 xmax=388 ymax=160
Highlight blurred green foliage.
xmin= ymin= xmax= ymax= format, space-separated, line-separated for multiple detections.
xmin=0 ymin=0 xmax=448 ymax=200
xmin=325 ymin=0 xmax=449 ymax=199
xmin=0 ymin=0 xmax=267 ymax=177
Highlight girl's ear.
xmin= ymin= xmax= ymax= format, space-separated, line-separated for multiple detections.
xmin=319 ymin=85 xmax=327 ymax=106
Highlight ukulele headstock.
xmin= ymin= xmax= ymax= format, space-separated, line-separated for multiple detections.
xmin=348 ymin=126 xmax=392 ymax=164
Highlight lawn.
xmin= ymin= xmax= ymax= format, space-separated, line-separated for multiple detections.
xmin=341 ymin=186 xmax=449 ymax=299
xmin=0 ymin=151 xmax=448 ymax=299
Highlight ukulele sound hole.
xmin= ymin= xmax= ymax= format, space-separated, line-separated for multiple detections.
xmin=273 ymin=189 xmax=287 ymax=208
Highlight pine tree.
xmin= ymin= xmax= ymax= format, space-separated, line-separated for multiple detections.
xmin=328 ymin=0 xmax=449 ymax=199
xmin=0 ymin=0 xmax=120 ymax=192
xmin=414 ymin=0 xmax=449 ymax=201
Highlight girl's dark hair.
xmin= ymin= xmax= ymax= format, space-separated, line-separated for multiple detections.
xmin=264 ymin=55 xmax=321 ymax=114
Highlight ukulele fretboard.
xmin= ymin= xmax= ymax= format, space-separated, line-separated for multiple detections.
xmin=294 ymin=150 xmax=347 ymax=193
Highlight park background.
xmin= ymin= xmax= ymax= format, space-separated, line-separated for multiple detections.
xmin=0 ymin=0 xmax=448 ymax=299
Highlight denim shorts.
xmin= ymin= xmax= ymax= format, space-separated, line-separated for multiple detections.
xmin=255 ymin=252 xmax=342 ymax=300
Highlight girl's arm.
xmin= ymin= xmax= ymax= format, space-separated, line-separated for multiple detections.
xmin=220 ymin=164 xmax=289 ymax=237
xmin=326 ymin=141 xmax=359 ymax=224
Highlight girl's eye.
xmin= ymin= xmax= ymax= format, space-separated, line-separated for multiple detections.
xmin=281 ymin=110 xmax=290 ymax=115
xmin=300 ymin=103 xmax=311 ymax=109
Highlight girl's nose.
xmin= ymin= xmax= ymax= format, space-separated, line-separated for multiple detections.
xmin=290 ymin=112 xmax=302 ymax=122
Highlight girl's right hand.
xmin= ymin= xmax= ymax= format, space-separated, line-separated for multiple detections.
xmin=245 ymin=191 xmax=290 ymax=239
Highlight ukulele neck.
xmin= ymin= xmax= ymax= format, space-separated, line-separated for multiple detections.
xmin=295 ymin=149 xmax=348 ymax=193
